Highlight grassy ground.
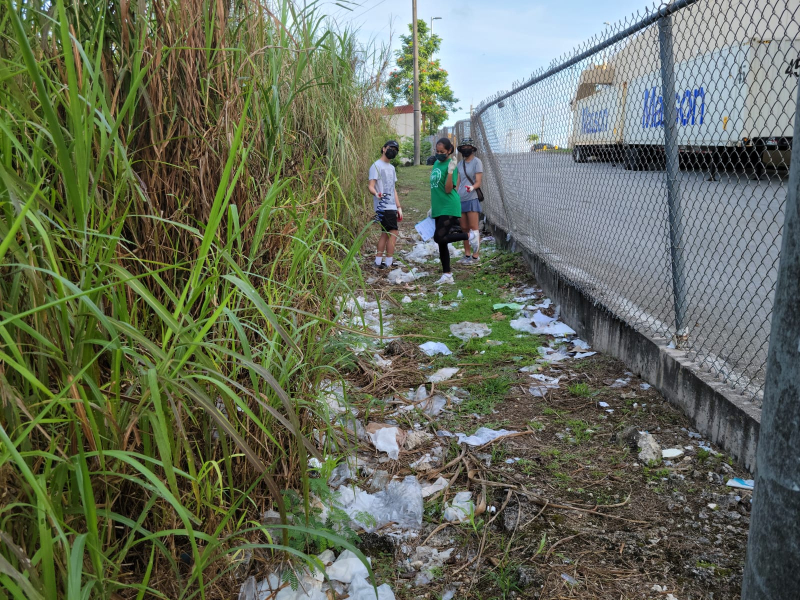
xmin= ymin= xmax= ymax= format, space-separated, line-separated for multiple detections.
xmin=343 ymin=165 xmax=751 ymax=600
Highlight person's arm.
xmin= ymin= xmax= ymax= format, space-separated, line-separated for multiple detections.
xmin=368 ymin=179 xmax=378 ymax=197
xmin=394 ymin=187 xmax=401 ymax=208
xmin=445 ymin=157 xmax=456 ymax=193
xmin=473 ymin=172 xmax=483 ymax=189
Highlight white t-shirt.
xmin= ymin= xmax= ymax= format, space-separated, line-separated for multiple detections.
xmin=457 ymin=157 xmax=483 ymax=201
xmin=368 ymin=159 xmax=398 ymax=211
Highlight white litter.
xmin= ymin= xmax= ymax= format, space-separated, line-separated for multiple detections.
xmin=572 ymin=338 xmax=590 ymax=350
xmin=348 ymin=575 xmax=396 ymax=600
xmin=443 ymin=491 xmax=475 ymax=522
xmin=610 ymin=378 xmax=631 ymax=388
xmin=326 ymin=550 xmax=370 ymax=584
xmin=402 ymin=295 xmax=412 ymax=304
xmin=574 ymin=352 xmax=597 ymax=359
xmin=335 ymin=476 xmax=423 ymax=532
xmin=419 ymin=342 xmax=452 ymax=356
xmin=454 ymin=427 xmax=516 ymax=446
xmin=532 ymin=311 xmax=556 ymax=327
xmin=369 ymin=427 xmax=402 ymax=460
xmin=457 ymin=290 xmax=463 ymax=299
xmin=387 ymin=268 xmax=428 ymax=285
xmin=662 ymin=448 xmax=685 ymax=459
xmin=373 ymin=354 xmax=392 ymax=369
xmin=428 ymin=367 xmax=459 ymax=383
xmin=421 ymin=476 xmax=449 ymax=497
xmin=640 ymin=383 xmax=652 ymax=390
xmin=598 ymin=401 xmax=610 ymax=408
xmin=450 ymin=322 xmax=492 ymax=341
xmin=510 ymin=317 xmax=576 ymax=337
xmin=726 ymin=478 xmax=755 ymax=490
xmin=529 ymin=374 xmax=561 ymax=397
xmin=318 ymin=380 xmax=351 ymax=418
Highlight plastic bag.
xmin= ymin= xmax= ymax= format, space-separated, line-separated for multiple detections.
xmin=419 ymin=341 xmax=452 ymax=356
xmin=336 ymin=476 xmax=423 ymax=532
xmin=326 ymin=550 xmax=369 ymax=584
xmin=449 ymin=322 xmax=492 ymax=341
xmin=348 ymin=575 xmax=396 ymax=600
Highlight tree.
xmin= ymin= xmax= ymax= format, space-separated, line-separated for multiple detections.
xmin=526 ymin=134 xmax=540 ymax=143
xmin=386 ymin=20 xmax=458 ymax=135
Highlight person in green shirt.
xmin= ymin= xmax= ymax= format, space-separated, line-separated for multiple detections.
xmin=430 ymin=138 xmax=471 ymax=285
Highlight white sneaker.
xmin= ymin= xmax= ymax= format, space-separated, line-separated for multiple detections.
xmin=435 ymin=273 xmax=455 ymax=285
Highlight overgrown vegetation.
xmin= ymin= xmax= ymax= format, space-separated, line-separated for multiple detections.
xmin=0 ymin=0 xmax=391 ymax=596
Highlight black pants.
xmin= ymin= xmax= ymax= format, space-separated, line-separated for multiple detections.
xmin=433 ymin=215 xmax=469 ymax=273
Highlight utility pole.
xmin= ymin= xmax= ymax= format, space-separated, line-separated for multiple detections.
xmin=741 ymin=80 xmax=800 ymax=600
xmin=430 ymin=16 xmax=441 ymax=36
xmin=412 ymin=0 xmax=420 ymax=166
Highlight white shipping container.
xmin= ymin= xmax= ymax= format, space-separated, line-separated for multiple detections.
xmin=623 ymin=40 xmax=800 ymax=148
xmin=570 ymin=85 xmax=624 ymax=147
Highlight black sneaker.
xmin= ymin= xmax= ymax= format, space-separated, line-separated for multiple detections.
xmin=378 ymin=263 xmax=387 ymax=270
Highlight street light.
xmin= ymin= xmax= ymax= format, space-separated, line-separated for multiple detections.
xmin=603 ymin=21 xmax=612 ymax=65
xmin=430 ymin=16 xmax=441 ymax=35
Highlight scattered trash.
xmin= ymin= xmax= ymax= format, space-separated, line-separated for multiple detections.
xmin=505 ymin=458 xmax=521 ymax=464
xmin=405 ymin=429 xmax=435 ymax=450
xmin=449 ymin=427 xmax=516 ymax=446
xmin=443 ymin=491 xmax=474 ymax=522
xmin=326 ymin=550 xmax=370 ymax=584
xmin=688 ymin=431 xmax=702 ymax=439
xmin=574 ymin=352 xmax=597 ymax=359
xmin=402 ymin=296 xmax=412 ymax=303
xmin=450 ymin=322 xmax=492 ymax=341
xmin=510 ymin=317 xmax=576 ymax=337
xmin=387 ymin=268 xmax=428 ymax=285
xmin=662 ymin=448 xmax=684 ymax=459
xmin=373 ymin=354 xmax=392 ymax=369
xmin=609 ymin=378 xmax=631 ymax=388
xmin=427 ymin=367 xmax=459 ymax=383
xmin=726 ymin=478 xmax=755 ymax=490
xmin=366 ymin=424 xmax=405 ymax=460
xmin=598 ymin=401 xmax=610 ymax=408
xmin=336 ymin=475 xmax=423 ymax=532
xmin=415 ymin=217 xmax=436 ymax=242
xmin=493 ymin=302 xmax=525 ymax=311
xmin=407 ymin=547 xmax=455 ymax=586
xmin=640 ymin=383 xmax=652 ymax=390
xmin=561 ymin=573 xmax=579 ymax=586
xmin=348 ymin=575 xmax=396 ymax=600
xmin=637 ymin=433 xmax=662 ymax=463
xmin=529 ymin=374 xmax=561 ymax=397
xmin=457 ymin=290 xmax=464 ymax=299
xmin=419 ymin=341 xmax=452 ymax=356
xmin=441 ymin=589 xmax=456 ymax=600
xmin=421 ymin=477 xmax=449 ymax=497
xmin=572 ymin=338 xmax=590 ymax=350
xmin=318 ymin=379 xmax=352 ymax=418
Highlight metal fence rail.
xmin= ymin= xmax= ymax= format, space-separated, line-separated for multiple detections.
xmin=469 ymin=0 xmax=800 ymax=403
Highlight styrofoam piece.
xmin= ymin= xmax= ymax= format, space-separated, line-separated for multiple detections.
xmin=662 ymin=448 xmax=684 ymax=459
xmin=574 ymin=352 xmax=597 ymax=359
xmin=326 ymin=550 xmax=370 ymax=584
xmin=421 ymin=476 xmax=449 ymax=497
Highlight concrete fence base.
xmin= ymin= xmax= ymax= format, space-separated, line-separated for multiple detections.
xmin=488 ymin=221 xmax=762 ymax=472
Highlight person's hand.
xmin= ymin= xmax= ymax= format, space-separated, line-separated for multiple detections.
xmin=466 ymin=185 xmax=474 ymax=193
xmin=397 ymin=207 xmax=403 ymax=221
xmin=447 ymin=156 xmax=457 ymax=174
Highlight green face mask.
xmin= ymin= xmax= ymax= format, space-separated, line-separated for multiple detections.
xmin=436 ymin=153 xmax=448 ymax=162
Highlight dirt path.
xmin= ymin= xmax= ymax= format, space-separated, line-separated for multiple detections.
xmin=338 ymin=166 xmax=752 ymax=600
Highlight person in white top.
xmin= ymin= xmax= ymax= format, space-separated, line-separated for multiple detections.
xmin=367 ymin=140 xmax=403 ymax=269
xmin=455 ymin=138 xmax=483 ymax=265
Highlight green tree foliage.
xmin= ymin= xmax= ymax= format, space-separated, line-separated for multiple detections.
xmin=387 ymin=20 xmax=458 ymax=134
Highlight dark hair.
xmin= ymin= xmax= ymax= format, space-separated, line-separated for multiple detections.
xmin=436 ymin=138 xmax=454 ymax=154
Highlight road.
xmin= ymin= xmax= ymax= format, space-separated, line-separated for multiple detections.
xmin=482 ymin=151 xmax=787 ymax=402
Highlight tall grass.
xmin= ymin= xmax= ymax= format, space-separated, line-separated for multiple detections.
xmin=0 ymin=0 xmax=390 ymax=596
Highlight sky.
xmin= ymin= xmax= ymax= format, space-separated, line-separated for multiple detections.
xmin=321 ymin=0 xmax=656 ymax=126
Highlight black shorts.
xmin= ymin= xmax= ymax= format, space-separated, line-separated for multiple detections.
xmin=375 ymin=210 xmax=398 ymax=233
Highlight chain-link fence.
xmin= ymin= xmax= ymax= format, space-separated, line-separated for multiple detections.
xmin=470 ymin=0 xmax=799 ymax=404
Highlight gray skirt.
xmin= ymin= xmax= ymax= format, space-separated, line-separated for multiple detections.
xmin=460 ymin=198 xmax=482 ymax=214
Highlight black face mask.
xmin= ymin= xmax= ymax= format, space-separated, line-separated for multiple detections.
xmin=385 ymin=148 xmax=398 ymax=159
xmin=460 ymin=148 xmax=474 ymax=157
xmin=436 ymin=153 xmax=448 ymax=162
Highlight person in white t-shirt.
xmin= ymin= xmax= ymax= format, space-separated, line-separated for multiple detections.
xmin=455 ymin=138 xmax=483 ymax=265
xmin=368 ymin=140 xmax=403 ymax=269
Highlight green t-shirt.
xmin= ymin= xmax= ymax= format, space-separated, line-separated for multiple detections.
xmin=430 ymin=159 xmax=461 ymax=218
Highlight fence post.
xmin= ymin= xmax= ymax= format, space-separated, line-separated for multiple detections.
xmin=741 ymin=82 xmax=800 ymax=600
xmin=658 ymin=13 xmax=688 ymax=340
